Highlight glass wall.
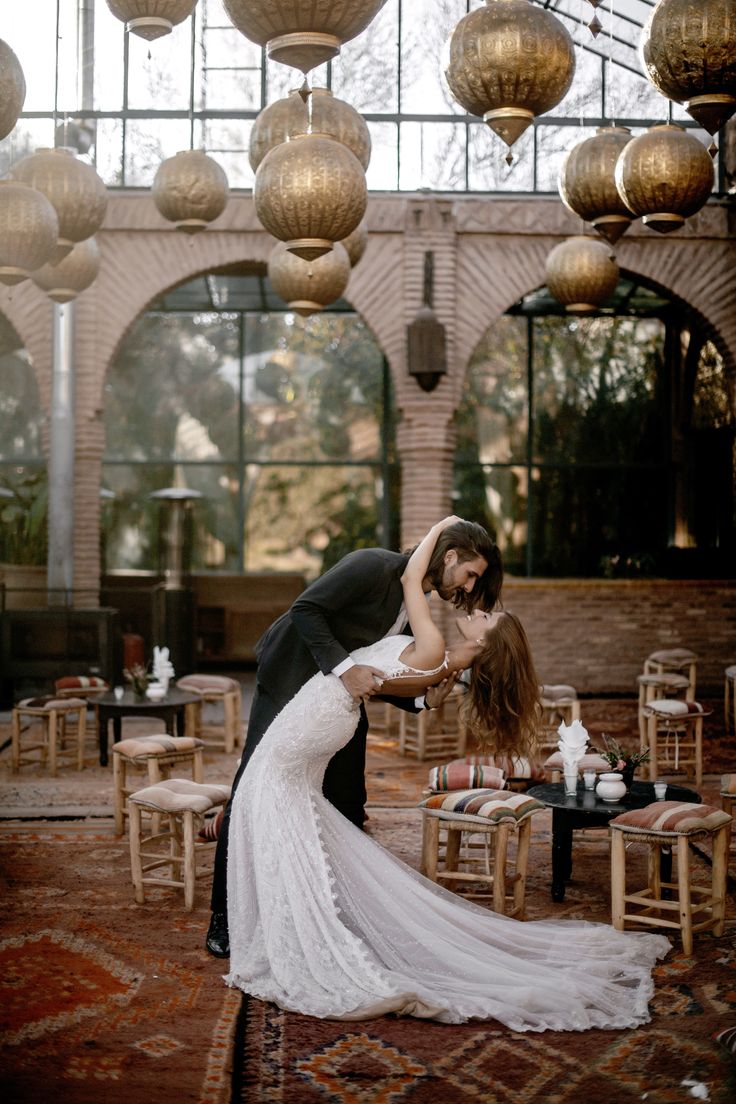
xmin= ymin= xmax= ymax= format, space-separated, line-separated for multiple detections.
xmin=102 ymin=276 xmax=398 ymax=579
xmin=454 ymin=286 xmax=735 ymax=577
xmin=0 ymin=0 xmax=724 ymax=193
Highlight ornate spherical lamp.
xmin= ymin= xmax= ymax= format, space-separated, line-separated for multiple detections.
xmin=340 ymin=221 xmax=368 ymax=267
xmin=268 ymin=240 xmax=351 ymax=317
xmin=249 ymin=88 xmax=371 ymax=173
xmin=0 ymin=39 xmax=26 ymax=141
xmin=106 ymin=1 xmax=197 ymax=42
xmin=558 ymin=127 xmax=636 ymax=244
xmin=545 ymin=237 xmax=619 ymax=314
xmin=641 ymin=0 xmax=736 ymax=136
xmin=32 ymin=237 xmax=101 ymax=303
xmin=255 ymin=132 xmax=367 ymax=261
xmin=10 ymin=147 xmax=108 ymax=262
xmin=224 ymin=0 xmax=389 ymax=74
xmin=614 ymin=124 xmax=714 ymax=234
xmin=0 ymin=179 xmax=59 ymax=286
xmin=444 ymin=0 xmax=576 ymax=149
xmin=152 ymin=150 xmax=229 ymax=233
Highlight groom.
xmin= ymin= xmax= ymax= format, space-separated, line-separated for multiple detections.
xmin=206 ymin=519 xmax=502 ymax=957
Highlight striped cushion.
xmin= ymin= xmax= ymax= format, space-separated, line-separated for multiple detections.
xmin=610 ymin=801 xmax=731 ymax=835
xmin=428 ymin=764 xmax=506 ymax=792
xmin=129 ymin=779 xmax=230 ymax=815
xmin=721 ymin=774 xmax=736 ymax=796
xmin=112 ymin=734 xmax=204 ymax=758
xmin=198 ymin=809 xmax=225 ymax=842
xmin=715 ymin=1025 xmax=736 ymax=1055
xmin=647 ymin=699 xmax=705 ymax=717
xmin=647 ymin=648 xmax=697 ymax=664
xmin=18 ymin=696 xmax=86 ymax=710
xmin=55 ymin=675 xmax=108 ymax=690
xmin=177 ymin=674 xmax=239 ymax=694
xmin=418 ymin=789 xmax=545 ymax=824
xmin=459 ymin=754 xmax=545 ymax=781
xmin=545 ymin=751 xmax=610 ymax=773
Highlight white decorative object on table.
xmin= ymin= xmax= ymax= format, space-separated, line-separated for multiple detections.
xmin=152 ymin=645 xmax=175 ymax=693
xmin=597 ymin=772 xmax=627 ymax=803
xmin=557 ymin=718 xmax=589 ymax=795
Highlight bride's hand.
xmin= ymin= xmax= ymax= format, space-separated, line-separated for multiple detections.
xmin=339 ymin=664 xmax=386 ymax=700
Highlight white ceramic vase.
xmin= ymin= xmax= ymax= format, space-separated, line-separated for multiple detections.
xmin=596 ymin=772 xmax=627 ymax=803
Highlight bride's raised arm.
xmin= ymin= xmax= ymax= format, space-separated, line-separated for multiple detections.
xmin=399 ymin=516 xmax=462 ymax=671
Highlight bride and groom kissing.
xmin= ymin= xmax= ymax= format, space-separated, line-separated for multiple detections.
xmin=208 ymin=517 xmax=669 ymax=1028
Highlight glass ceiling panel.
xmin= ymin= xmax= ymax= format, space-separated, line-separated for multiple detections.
xmin=149 ymin=268 xmax=353 ymax=314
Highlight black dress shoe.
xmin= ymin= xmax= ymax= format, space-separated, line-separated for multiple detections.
xmin=206 ymin=911 xmax=230 ymax=958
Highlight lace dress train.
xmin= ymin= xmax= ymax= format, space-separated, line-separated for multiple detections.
xmin=225 ymin=635 xmax=670 ymax=1029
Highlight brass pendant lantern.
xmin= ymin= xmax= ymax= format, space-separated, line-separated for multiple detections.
xmin=0 ymin=179 xmax=59 ymax=287
xmin=223 ymin=0 xmax=389 ymax=74
xmin=249 ymin=88 xmax=371 ymax=173
xmin=444 ymin=0 xmax=576 ymax=149
xmin=10 ymin=147 xmax=108 ymax=262
xmin=340 ymin=221 xmax=368 ymax=268
xmin=106 ymin=1 xmax=197 ymax=42
xmin=268 ymin=240 xmax=351 ymax=317
xmin=32 ymin=237 xmax=101 ymax=303
xmin=558 ymin=127 xmax=636 ymax=245
xmin=641 ymin=0 xmax=736 ymax=136
xmin=545 ymin=237 xmax=619 ymax=314
xmin=152 ymin=150 xmax=229 ymax=233
xmin=254 ymin=132 xmax=367 ymax=261
xmin=0 ymin=38 xmax=26 ymax=141
xmin=614 ymin=124 xmax=714 ymax=234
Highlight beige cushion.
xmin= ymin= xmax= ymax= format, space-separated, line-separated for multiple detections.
xmin=539 ymin=684 xmax=577 ymax=703
xmin=177 ymin=674 xmax=239 ymax=695
xmin=129 ymin=778 xmax=231 ymax=814
xmin=636 ymin=672 xmax=689 ymax=689
xmin=112 ymin=734 xmax=204 ymax=758
xmin=610 ymin=801 xmax=731 ymax=836
xmin=17 ymin=696 xmax=86 ymax=711
xmin=647 ymin=648 xmax=697 ymax=665
xmin=726 ymin=665 xmax=736 ymax=679
xmin=545 ymin=751 xmax=610 ymax=772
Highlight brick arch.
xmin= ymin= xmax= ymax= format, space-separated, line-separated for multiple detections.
xmin=0 ymin=287 xmax=54 ymax=413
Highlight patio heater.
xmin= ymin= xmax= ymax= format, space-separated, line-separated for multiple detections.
xmin=148 ymin=486 xmax=202 ymax=675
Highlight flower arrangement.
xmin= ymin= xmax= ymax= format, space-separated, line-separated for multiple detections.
xmin=124 ymin=664 xmax=150 ymax=697
xmin=597 ymin=735 xmax=650 ymax=775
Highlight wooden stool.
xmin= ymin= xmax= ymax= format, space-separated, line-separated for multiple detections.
xmin=643 ymin=700 xmax=709 ymax=787
xmin=112 ymin=734 xmax=205 ymax=835
xmin=610 ymin=801 xmax=732 ymax=955
xmin=644 ymin=648 xmax=698 ymax=698
xmin=55 ymin=674 xmax=110 ymax=749
xmin=725 ymin=666 xmax=736 ymax=735
xmin=418 ymin=789 xmax=545 ymax=918
xmin=176 ymin=674 xmax=242 ymax=754
xmin=365 ymin=700 xmax=400 ymax=739
xmin=636 ymin=672 xmax=689 ymax=747
xmin=538 ymin=684 xmax=580 ymax=754
xmin=721 ymin=773 xmax=736 ymax=818
xmin=128 ymin=779 xmax=230 ymax=911
xmin=399 ymin=686 xmax=466 ymax=761
xmin=11 ymin=696 xmax=87 ymax=776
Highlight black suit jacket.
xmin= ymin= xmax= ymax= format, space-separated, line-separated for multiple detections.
xmin=255 ymin=547 xmax=410 ymax=709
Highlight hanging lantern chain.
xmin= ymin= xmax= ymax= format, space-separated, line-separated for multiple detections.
xmin=188 ymin=4 xmax=197 ymax=150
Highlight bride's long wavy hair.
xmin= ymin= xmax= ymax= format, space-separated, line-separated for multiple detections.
xmin=462 ymin=612 xmax=541 ymax=758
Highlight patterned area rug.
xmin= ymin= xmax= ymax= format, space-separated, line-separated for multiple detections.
xmin=0 ymin=821 xmax=238 ymax=1104
xmin=233 ymin=808 xmax=736 ymax=1104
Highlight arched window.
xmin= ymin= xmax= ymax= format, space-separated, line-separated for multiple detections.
xmin=454 ymin=279 xmax=735 ymax=577
xmin=102 ymin=268 xmax=398 ymax=578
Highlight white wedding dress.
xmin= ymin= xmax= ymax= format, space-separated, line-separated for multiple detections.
xmin=225 ymin=634 xmax=670 ymax=1030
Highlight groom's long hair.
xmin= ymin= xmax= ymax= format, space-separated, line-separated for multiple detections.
xmin=423 ymin=520 xmax=503 ymax=613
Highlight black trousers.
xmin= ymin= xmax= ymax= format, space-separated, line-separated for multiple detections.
xmin=210 ymin=681 xmax=368 ymax=914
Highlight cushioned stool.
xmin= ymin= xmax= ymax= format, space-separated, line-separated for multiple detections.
xmin=636 ymin=671 xmax=690 ymax=747
xmin=543 ymin=751 xmax=610 ymax=784
xmin=54 ymin=674 xmax=110 ymax=749
xmin=459 ymin=754 xmax=546 ymax=790
xmin=644 ymin=648 xmax=698 ymax=698
xmin=418 ymin=789 xmax=545 ymax=917
xmin=176 ymin=674 xmax=242 ymax=754
xmin=610 ymin=801 xmax=732 ymax=955
xmin=128 ymin=779 xmax=230 ymax=910
xmin=399 ymin=685 xmax=466 ymax=761
xmin=538 ymin=684 xmax=580 ymax=753
xmin=643 ymin=699 xmax=710 ymax=787
xmin=725 ymin=666 xmax=736 ymax=735
xmin=112 ymin=734 xmax=205 ymax=835
xmin=11 ymin=696 xmax=87 ymax=776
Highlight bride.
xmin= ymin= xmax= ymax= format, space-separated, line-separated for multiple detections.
xmin=225 ymin=518 xmax=670 ymax=1029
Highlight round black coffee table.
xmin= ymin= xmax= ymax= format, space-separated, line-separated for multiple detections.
xmin=527 ymin=780 xmax=701 ymax=902
xmin=96 ymin=687 xmax=201 ymax=766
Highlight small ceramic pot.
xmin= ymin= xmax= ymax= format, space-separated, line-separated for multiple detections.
xmin=596 ymin=772 xmax=627 ymax=803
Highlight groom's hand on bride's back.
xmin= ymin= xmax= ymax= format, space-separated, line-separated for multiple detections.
xmin=340 ymin=665 xmax=386 ymax=700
